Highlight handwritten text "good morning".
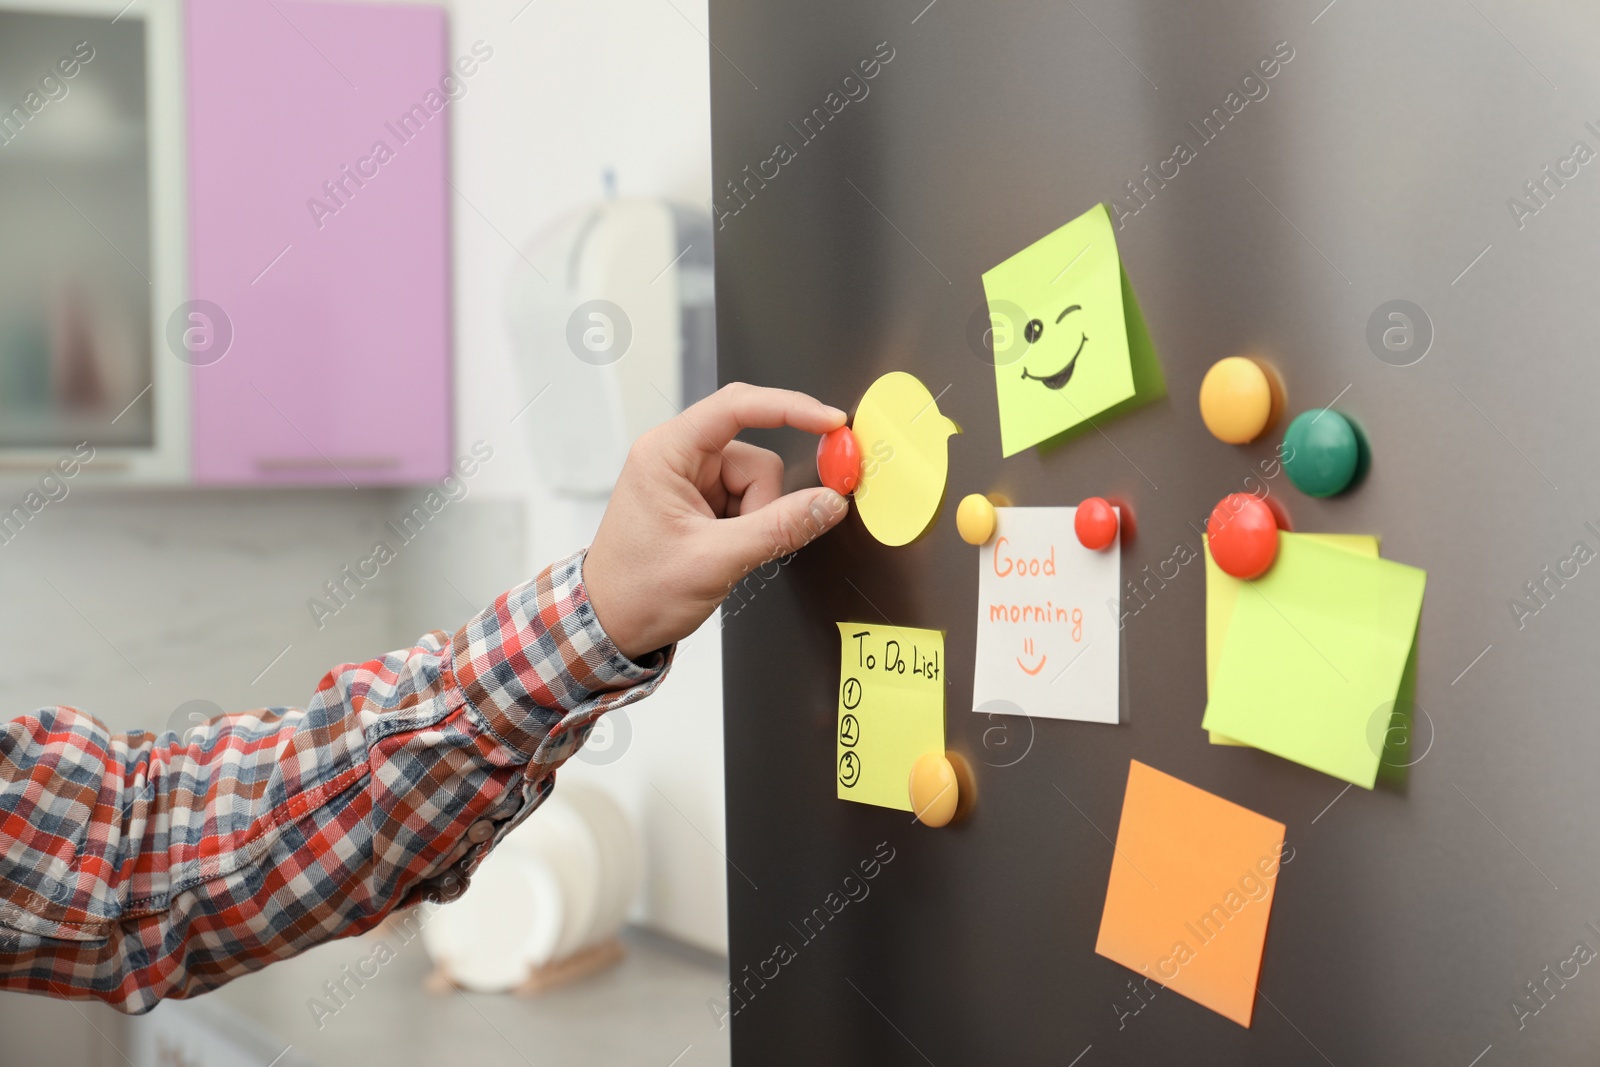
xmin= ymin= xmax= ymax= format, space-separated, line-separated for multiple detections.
xmin=987 ymin=537 xmax=1082 ymax=631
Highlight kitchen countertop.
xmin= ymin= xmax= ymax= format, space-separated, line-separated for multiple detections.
xmin=210 ymin=923 xmax=733 ymax=1067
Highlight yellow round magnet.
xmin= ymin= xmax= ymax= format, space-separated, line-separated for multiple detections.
xmin=956 ymin=493 xmax=997 ymax=545
xmin=852 ymin=372 xmax=960 ymax=546
xmin=1199 ymin=357 xmax=1274 ymax=444
xmin=909 ymin=752 xmax=960 ymax=828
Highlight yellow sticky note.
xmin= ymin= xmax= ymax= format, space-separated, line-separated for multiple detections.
xmin=1205 ymin=532 xmax=1379 ymax=746
xmin=979 ymin=203 xmax=1164 ymax=457
xmin=852 ymin=372 xmax=960 ymax=547
xmin=836 ymin=623 xmax=945 ymax=811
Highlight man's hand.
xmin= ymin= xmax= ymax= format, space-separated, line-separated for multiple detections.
xmin=583 ymin=383 xmax=850 ymax=660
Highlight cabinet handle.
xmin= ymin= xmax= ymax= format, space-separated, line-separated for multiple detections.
xmin=254 ymin=456 xmax=401 ymax=472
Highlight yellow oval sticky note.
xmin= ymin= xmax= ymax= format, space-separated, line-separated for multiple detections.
xmin=853 ymin=372 xmax=960 ymax=546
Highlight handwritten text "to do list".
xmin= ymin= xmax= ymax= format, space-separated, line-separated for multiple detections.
xmin=836 ymin=623 xmax=945 ymax=812
xmin=973 ymin=507 xmax=1121 ymax=724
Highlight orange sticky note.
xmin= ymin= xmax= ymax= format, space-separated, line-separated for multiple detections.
xmin=1094 ymin=760 xmax=1287 ymax=1027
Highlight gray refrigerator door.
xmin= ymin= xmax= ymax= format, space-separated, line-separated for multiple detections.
xmin=712 ymin=1 xmax=1600 ymax=1062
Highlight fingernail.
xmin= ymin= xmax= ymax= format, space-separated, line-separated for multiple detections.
xmin=822 ymin=404 xmax=847 ymax=422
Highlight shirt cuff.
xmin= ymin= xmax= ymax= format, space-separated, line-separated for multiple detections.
xmin=450 ymin=547 xmax=673 ymax=768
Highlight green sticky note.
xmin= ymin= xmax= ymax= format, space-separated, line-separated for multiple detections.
xmin=1374 ymin=625 xmax=1422 ymax=784
xmin=980 ymin=203 xmax=1165 ymax=457
xmin=836 ymin=623 xmax=945 ymax=811
xmin=1205 ymin=532 xmax=1380 ymax=747
xmin=1200 ymin=533 xmax=1425 ymax=788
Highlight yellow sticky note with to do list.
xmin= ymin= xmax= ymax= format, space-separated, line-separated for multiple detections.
xmin=836 ymin=623 xmax=944 ymax=811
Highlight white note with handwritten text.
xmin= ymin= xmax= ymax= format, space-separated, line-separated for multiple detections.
xmin=972 ymin=507 xmax=1120 ymax=723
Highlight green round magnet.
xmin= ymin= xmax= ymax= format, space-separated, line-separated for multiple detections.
xmin=1282 ymin=409 xmax=1360 ymax=497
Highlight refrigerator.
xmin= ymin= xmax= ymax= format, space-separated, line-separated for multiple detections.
xmin=711 ymin=0 xmax=1600 ymax=1062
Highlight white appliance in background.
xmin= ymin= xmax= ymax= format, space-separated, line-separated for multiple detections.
xmin=420 ymin=783 xmax=644 ymax=993
xmin=504 ymin=195 xmax=717 ymax=498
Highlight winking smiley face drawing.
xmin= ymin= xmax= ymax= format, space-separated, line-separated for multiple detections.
xmin=979 ymin=202 xmax=1164 ymax=457
xmin=1019 ymin=303 xmax=1087 ymax=391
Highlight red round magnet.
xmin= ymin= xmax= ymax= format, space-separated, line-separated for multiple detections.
xmin=1075 ymin=497 xmax=1119 ymax=550
xmin=816 ymin=426 xmax=862 ymax=496
xmin=1206 ymin=493 xmax=1279 ymax=580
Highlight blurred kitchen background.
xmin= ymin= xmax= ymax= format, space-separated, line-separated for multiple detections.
xmin=0 ymin=0 xmax=731 ymax=1063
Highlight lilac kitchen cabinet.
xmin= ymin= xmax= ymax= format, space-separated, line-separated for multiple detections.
xmin=185 ymin=0 xmax=452 ymax=485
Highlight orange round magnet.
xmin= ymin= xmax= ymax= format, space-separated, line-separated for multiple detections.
xmin=1075 ymin=497 xmax=1119 ymax=550
xmin=816 ymin=426 xmax=862 ymax=496
xmin=1206 ymin=493 xmax=1279 ymax=580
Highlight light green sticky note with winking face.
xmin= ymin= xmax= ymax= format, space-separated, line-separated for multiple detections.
xmin=979 ymin=203 xmax=1165 ymax=457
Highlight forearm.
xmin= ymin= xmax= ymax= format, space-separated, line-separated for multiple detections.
xmin=0 ymin=549 xmax=669 ymax=1013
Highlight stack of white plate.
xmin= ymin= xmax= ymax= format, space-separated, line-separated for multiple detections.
xmin=419 ymin=783 xmax=643 ymax=993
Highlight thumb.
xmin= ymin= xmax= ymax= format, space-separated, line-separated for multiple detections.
xmin=714 ymin=487 xmax=849 ymax=574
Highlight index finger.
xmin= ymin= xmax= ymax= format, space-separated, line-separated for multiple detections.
xmin=680 ymin=382 xmax=847 ymax=451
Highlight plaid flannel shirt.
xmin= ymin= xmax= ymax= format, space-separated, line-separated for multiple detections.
xmin=0 ymin=548 xmax=669 ymax=1013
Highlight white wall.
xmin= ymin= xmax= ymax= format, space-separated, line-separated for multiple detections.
xmin=445 ymin=0 xmax=715 ymax=502
xmin=415 ymin=0 xmax=730 ymax=953
xmin=0 ymin=489 xmax=405 ymax=732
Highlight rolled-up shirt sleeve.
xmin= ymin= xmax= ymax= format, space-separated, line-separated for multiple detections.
xmin=0 ymin=548 xmax=669 ymax=1013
